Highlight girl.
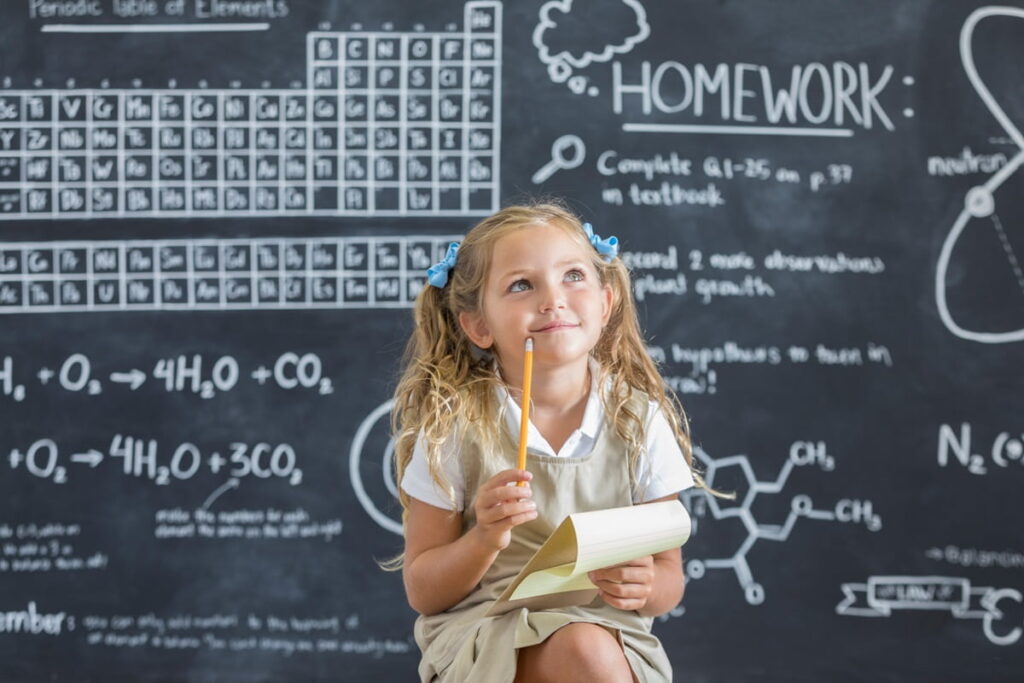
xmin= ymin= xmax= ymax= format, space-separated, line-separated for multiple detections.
xmin=391 ymin=202 xmax=711 ymax=682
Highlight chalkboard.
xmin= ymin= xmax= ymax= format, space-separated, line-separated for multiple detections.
xmin=1 ymin=0 xmax=1022 ymax=681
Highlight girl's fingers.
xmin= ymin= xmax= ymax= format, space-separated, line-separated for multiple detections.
xmin=598 ymin=594 xmax=645 ymax=611
xmin=474 ymin=477 xmax=533 ymax=510
xmin=501 ymin=509 xmax=539 ymax=528
xmin=593 ymin=580 xmax=649 ymax=600
xmin=469 ymin=470 xmax=536 ymax=548
xmin=589 ymin=559 xmax=654 ymax=605
xmin=593 ymin=566 xmax=650 ymax=585
xmin=486 ymin=469 xmax=532 ymax=488
xmin=477 ymin=499 xmax=537 ymax=525
xmin=588 ymin=557 xmax=653 ymax=584
xmin=485 ymin=485 xmax=533 ymax=507
xmin=591 ymin=575 xmax=651 ymax=610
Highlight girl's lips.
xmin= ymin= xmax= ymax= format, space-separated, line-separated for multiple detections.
xmin=533 ymin=322 xmax=579 ymax=332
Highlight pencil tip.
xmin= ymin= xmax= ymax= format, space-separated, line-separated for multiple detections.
xmin=525 ymin=337 xmax=533 ymax=351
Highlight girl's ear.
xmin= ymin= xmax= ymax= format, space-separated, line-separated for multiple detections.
xmin=600 ymin=283 xmax=613 ymax=327
xmin=458 ymin=311 xmax=494 ymax=349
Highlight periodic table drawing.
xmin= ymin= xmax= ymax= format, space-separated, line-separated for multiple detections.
xmin=0 ymin=236 xmax=461 ymax=313
xmin=0 ymin=1 xmax=501 ymax=219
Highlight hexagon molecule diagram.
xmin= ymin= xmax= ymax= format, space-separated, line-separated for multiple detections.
xmin=681 ymin=443 xmax=881 ymax=605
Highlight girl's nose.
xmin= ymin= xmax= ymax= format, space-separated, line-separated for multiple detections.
xmin=537 ymin=283 xmax=566 ymax=312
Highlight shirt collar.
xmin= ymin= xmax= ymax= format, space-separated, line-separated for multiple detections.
xmin=495 ymin=356 xmax=604 ymax=443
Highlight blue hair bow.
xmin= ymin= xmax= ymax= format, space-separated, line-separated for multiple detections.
xmin=426 ymin=242 xmax=460 ymax=287
xmin=583 ymin=223 xmax=619 ymax=262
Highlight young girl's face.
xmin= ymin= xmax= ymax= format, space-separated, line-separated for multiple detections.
xmin=459 ymin=222 xmax=612 ymax=373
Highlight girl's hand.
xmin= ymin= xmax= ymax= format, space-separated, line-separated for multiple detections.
xmin=469 ymin=469 xmax=537 ymax=552
xmin=588 ymin=555 xmax=655 ymax=611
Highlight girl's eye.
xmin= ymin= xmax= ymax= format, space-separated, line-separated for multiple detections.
xmin=508 ymin=279 xmax=530 ymax=293
xmin=565 ymin=269 xmax=584 ymax=282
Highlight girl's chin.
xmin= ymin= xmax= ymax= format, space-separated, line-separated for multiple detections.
xmin=531 ymin=346 xmax=593 ymax=365
xmin=494 ymin=336 xmax=598 ymax=363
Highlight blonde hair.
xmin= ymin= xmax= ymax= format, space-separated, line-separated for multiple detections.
xmin=388 ymin=201 xmax=717 ymax=566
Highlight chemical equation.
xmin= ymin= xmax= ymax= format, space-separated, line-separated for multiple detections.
xmin=681 ymin=441 xmax=882 ymax=605
xmin=837 ymin=575 xmax=1024 ymax=646
xmin=0 ymin=350 xmax=334 ymax=401
xmin=0 ymin=2 xmax=501 ymax=218
xmin=937 ymin=422 xmax=1023 ymax=475
xmin=0 ymin=235 xmax=459 ymax=314
xmin=6 ymin=434 xmax=303 ymax=486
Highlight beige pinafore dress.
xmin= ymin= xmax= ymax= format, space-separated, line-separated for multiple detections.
xmin=414 ymin=395 xmax=673 ymax=682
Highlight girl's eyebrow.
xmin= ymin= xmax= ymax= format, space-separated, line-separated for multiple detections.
xmin=496 ymin=259 xmax=586 ymax=281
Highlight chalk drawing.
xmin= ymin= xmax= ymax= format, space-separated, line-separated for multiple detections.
xmin=936 ymin=6 xmax=1024 ymax=343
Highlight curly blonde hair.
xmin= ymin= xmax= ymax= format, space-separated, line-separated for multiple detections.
xmin=389 ymin=202 xmax=715 ymax=560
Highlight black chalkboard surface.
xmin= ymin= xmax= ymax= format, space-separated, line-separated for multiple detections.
xmin=1 ymin=1 xmax=1023 ymax=681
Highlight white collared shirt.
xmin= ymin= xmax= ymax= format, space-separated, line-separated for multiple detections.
xmin=400 ymin=359 xmax=695 ymax=511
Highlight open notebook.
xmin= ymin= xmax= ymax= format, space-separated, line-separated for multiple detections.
xmin=484 ymin=500 xmax=691 ymax=617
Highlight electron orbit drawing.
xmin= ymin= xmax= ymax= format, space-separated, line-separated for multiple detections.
xmin=936 ymin=6 xmax=1024 ymax=344
xmin=349 ymin=399 xmax=403 ymax=535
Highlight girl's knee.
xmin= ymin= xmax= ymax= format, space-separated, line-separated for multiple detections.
xmin=516 ymin=623 xmax=633 ymax=683
xmin=551 ymin=623 xmax=620 ymax=659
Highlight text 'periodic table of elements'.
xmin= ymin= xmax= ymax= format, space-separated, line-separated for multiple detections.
xmin=0 ymin=1 xmax=501 ymax=219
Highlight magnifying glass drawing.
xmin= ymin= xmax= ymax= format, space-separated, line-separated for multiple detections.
xmin=531 ymin=134 xmax=586 ymax=184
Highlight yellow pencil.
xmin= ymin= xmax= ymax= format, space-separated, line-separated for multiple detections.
xmin=516 ymin=337 xmax=534 ymax=486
